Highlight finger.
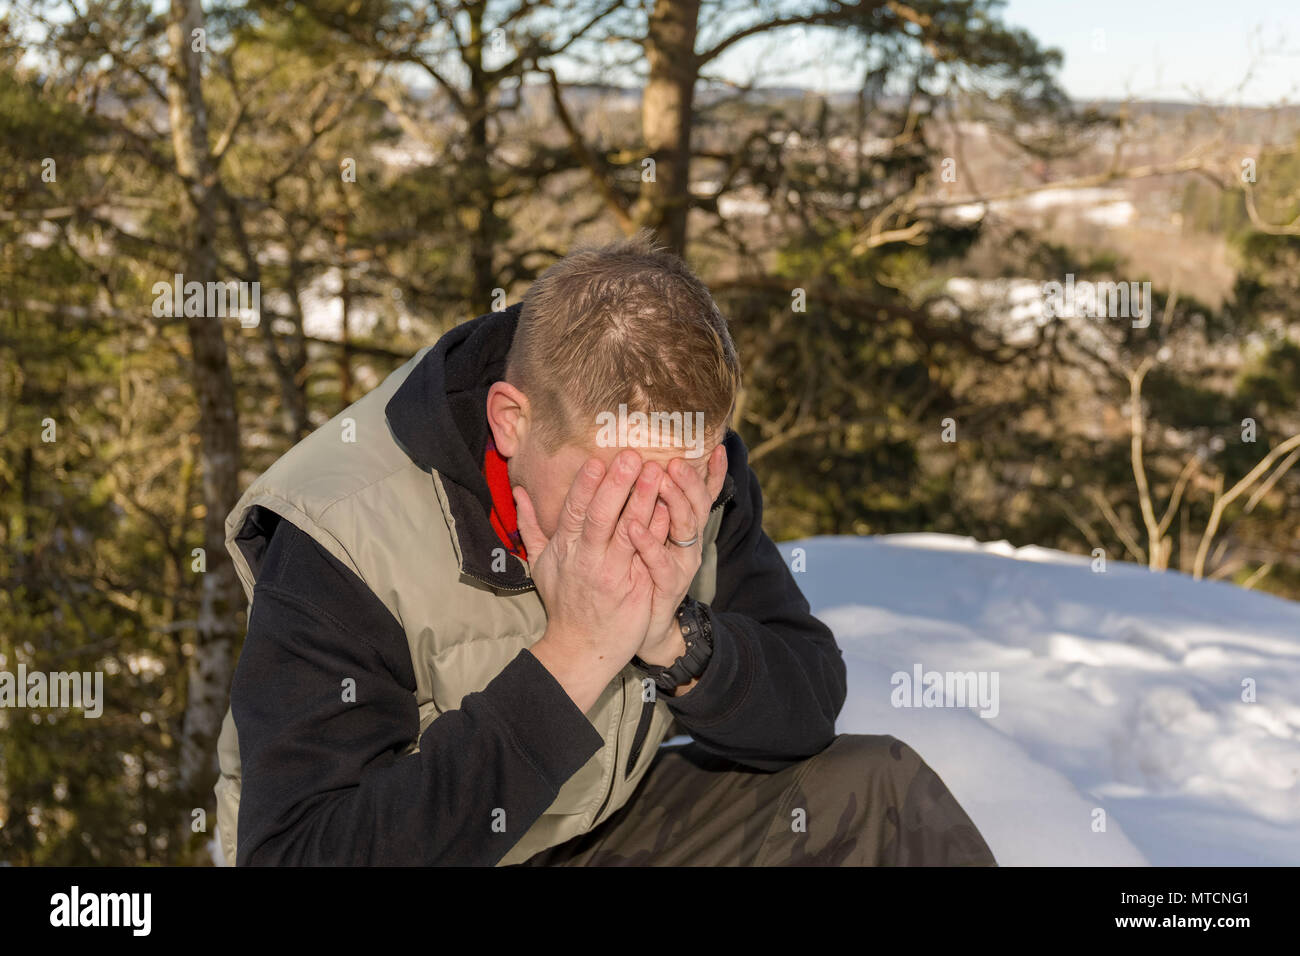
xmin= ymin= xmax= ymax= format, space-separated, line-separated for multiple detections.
xmin=555 ymin=457 xmax=606 ymax=543
xmin=513 ymin=485 xmax=549 ymax=560
xmin=667 ymin=456 xmax=713 ymax=526
xmin=610 ymin=460 xmax=662 ymax=560
xmin=648 ymin=499 xmax=671 ymax=545
xmin=656 ymin=474 xmax=698 ymax=545
xmin=629 ymin=551 xmax=655 ymax=601
xmin=581 ymin=449 xmax=641 ymax=550
xmin=631 ymin=550 xmax=649 ymax=579
xmin=629 ymin=516 xmax=675 ymax=587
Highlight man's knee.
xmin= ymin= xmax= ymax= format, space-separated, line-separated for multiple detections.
xmin=809 ymin=733 xmax=922 ymax=782
xmin=814 ymin=733 xmax=967 ymax=816
xmin=787 ymin=734 xmax=924 ymax=825
xmin=801 ymin=734 xmax=995 ymax=865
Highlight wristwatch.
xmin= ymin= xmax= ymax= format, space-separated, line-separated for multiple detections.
xmin=633 ymin=596 xmax=714 ymax=696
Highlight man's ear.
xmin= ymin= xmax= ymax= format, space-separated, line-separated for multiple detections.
xmin=486 ymin=381 xmax=530 ymax=457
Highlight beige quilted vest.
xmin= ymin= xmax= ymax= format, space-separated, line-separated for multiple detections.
xmin=214 ymin=348 xmax=724 ymax=866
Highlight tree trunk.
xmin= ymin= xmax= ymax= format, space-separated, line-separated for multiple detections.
xmin=165 ymin=0 xmax=243 ymax=810
xmin=638 ymin=0 xmax=701 ymax=255
xmin=465 ymin=2 xmax=501 ymax=308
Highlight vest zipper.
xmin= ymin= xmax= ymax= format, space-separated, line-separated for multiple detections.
xmin=622 ymin=488 xmax=731 ymax=779
xmin=458 ymin=567 xmax=536 ymax=593
xmin=625 ymin=693 xmax=657 ymax=779
xmin=590 ymin=675 xmax=627 ymax=823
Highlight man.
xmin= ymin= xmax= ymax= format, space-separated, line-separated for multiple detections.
xmin=213 ymin=233 xmax=995 ymax=866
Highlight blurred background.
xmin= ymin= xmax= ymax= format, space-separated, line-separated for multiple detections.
xmin=2 ymin=0 xmax=1298 ymax=864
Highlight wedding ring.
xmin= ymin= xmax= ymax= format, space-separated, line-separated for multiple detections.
xmin=669 ymin=535 xmax=699 ymax=548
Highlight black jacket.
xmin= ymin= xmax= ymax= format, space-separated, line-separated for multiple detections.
xmin=229 ymin=305 xmax=847 ymax=865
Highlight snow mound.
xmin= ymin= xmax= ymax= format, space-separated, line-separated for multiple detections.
xmin=778 ymin=534 xmax=1300 ymax=866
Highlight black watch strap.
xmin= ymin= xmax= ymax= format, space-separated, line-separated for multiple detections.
xmin=633 ymin=597 xmax=714 ymax=694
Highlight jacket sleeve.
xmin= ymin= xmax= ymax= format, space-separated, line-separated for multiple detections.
xmin=230 ymin=519 xmax=604 ymax=866
xmin=664 ymin=430 xmax=847 ymax=771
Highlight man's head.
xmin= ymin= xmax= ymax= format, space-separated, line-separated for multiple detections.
xmin=486 ymin=232 xmax=741 ymax=538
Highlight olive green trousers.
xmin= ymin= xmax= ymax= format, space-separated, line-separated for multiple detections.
xmin=518 ymin=733 xmax=996 ymax=866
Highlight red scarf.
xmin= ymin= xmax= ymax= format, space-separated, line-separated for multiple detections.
xmin=483 ymin=436 xmax=527 ymax=561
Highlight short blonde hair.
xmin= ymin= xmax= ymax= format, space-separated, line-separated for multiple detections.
xmin=506 ymin=232 xmax=741 ymax=452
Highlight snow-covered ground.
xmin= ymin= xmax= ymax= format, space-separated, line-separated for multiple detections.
xmin=775 ymin=533 xmax=1300 ymax=866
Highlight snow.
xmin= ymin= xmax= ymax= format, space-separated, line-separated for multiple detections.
xmin=943 ymin=187 xmax=1136 ymax=226
xmin=775 ymin=533 xmax=1300 ymax=866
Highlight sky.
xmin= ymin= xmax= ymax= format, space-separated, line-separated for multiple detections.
xmin=701 ymin=0 xmax=1300 ymax=106
xmin=1000 ymin=0 xmax=1300 ymax=105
